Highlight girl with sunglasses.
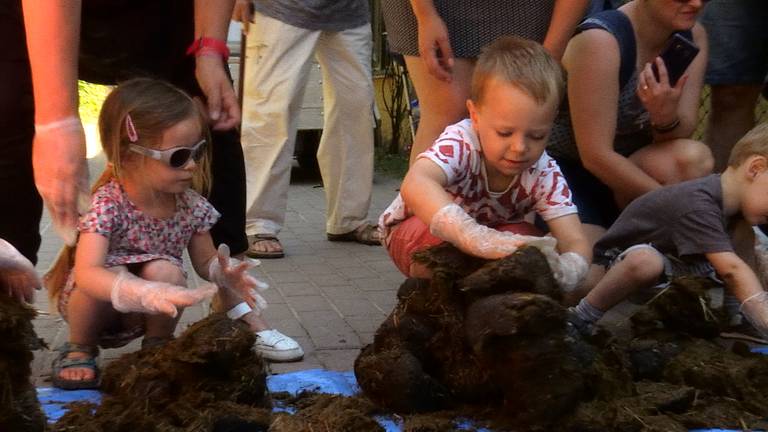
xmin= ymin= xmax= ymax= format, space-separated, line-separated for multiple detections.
xmin=46 ymin=78 xmax=302 ymax=390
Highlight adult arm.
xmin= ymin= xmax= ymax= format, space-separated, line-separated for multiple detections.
xmin=542 ymin=0 xmax=591 ymax=61
xmin=193 ymin=0 xmax=240 ymax=130
xmin=564 ymin=30 xmax=661 ymax=203
xmin=637 ymin=23 xmax=708 ymax=141
xmin=21 ymin=0 xmax=89 ymax=246
xmin=409 ymin=0 xmax=454 ymax=82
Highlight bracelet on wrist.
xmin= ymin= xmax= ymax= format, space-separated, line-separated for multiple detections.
xmin=652 ymin=117 xmax=680 ymax=133
xmin=186 ymin=37 xmax=230 ymax=62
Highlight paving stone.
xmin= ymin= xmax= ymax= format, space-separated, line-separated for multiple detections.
xmin=315 ymin=349 xmax=362 ymax=371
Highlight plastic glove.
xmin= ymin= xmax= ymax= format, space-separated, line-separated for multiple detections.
xmin=0 ymin=239 xmax=41 ymax=303
xmin=430 ymin=203 xmax=557 ymax=259
xmin=33 ymin=117 xmax=91 ymax=246
xmin=110 ymin=271 xmax=217 ymax=318
xmin=551 ymin=252 xmax=589 ymax=293
xmin=739 ymin=291 xmax=768 ymax=339
xmin=208 ymin=244 xmax=269 ymax=313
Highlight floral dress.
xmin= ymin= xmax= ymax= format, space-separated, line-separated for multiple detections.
xmin=58 ymin=179 xmax=219 ymax=347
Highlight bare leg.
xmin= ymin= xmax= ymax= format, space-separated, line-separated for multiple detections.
xmin=404 ymin=55 xmax=475 ymax=165
xmin=59 ymin=266 xmax=127 ymax=383
xmin=630 ymin=138 xmax=714 ymax=186
xmin=706 ymin=85 xmax=762 ymax=172
xmin=584 ymin=246 xmax=664 ymax=312
xmin=138 ymin=260 xmax=185 ymax=339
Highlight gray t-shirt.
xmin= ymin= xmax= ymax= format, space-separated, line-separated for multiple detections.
xmin=594 ymin=175 xmax=734 ymax=265
xmin=253 ymin=0 xmax=369 ymax=32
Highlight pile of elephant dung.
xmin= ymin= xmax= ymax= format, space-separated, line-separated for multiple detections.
xmin=0 ymin=295 xmax=46 ymax=432
xmin=354 ymin=244 xmax=768 ymax=431
xmin=52 ymin=313 xmax=272 ymax=432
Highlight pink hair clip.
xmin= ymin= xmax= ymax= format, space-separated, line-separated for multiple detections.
xmin=125 ymin=113 xmax=139 ymax=142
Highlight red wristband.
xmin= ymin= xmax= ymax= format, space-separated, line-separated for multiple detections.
xmin=186 ymin=37 xmax=230 ymax=61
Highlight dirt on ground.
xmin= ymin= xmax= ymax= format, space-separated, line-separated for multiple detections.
xmin=52 ymin=313 xmax=273 ymax=432
xmin=0 ymin=294 xmax=47 ymax=432
xmin=355 ymin=244 xmax=768 ymax=431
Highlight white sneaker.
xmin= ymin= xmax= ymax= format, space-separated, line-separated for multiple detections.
xmin=254 ymin=329 xmax=304 ymax=362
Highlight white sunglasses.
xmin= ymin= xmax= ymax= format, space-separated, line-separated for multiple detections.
xmin=129 ymin=139 xmax=207 ymax=168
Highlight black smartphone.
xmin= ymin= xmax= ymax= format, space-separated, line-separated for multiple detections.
xmin=652 ymin=33 xmax=700 ymax=87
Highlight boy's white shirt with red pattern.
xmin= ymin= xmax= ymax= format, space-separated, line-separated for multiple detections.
xmin=378 ymin=119 xmax=577 ymax=245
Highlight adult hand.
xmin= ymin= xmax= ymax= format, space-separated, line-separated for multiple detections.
xmin=33 ymin=118 xmax=90 ymax=246
xmin=0 ymin=239 xmax=41 ymax=303
xmin=636 ymin=57 xmax=686 ymax=129
xmin=208 ymin=244 xmax=268 ymax=312
xmin=195 ymin=55 xmax=241 ymax=130
xmin=416 ymin=14 xmax=454 ymax=82
xmin=110 ymin=271 xmax=217 ymax=318
xmin=231 ymin=0 xmax=253 ymax=24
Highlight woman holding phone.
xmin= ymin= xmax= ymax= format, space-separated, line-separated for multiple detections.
xmin=546 ymin=0 xmax=712 ymax=270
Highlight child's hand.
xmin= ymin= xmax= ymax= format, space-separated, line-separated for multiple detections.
xmin=739 ymin=292 xmax=768 ymax=340
xmin=110 ymin=271 xmax=217 ymax=318
xmin=208 ymin=244 xmax=269 ymax=313
xmin=0 ymin=238 xmax=41 ymax=303
xmin=551 ymin=252 xmax=589 ymax=293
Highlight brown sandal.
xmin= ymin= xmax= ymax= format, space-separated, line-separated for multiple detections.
xmin=246 ymin=234 xmax=285 ymax=259
xmin=327 ymin=223 xmax=382 ymax=246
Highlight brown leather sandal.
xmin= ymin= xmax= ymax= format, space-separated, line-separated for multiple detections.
xmin=327 ymin=223 xmax=382 ymax=246
xmin=246 ymin=234 xmax=285 ymax=259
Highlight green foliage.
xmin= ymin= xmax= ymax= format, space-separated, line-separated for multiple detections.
xmin=374 ymin=146 xmax=409 ymax=179
xmin=78 ymin=81 xmax=110 ymax=124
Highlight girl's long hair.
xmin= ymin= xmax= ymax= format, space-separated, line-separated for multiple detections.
xmin=43 ymin=78 xmax=212 ymax=305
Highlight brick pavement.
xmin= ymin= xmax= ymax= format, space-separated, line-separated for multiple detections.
xmin=30 ymin=153 xmax=405 ymax=385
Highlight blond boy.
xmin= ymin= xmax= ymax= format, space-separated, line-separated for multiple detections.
xmin=378 ymin=36 xmax=591 ymax=291
xmin=571 ymin=122 xmax=768 ymax=338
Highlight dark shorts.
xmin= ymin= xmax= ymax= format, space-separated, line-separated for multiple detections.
xmin=554 ymin=158 xmax=620 ymax=229
xmin=701 ymin=0 xmax=768 ymax=85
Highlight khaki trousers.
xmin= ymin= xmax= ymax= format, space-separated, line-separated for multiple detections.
xmin=241 ymin=13 xmax=375 ymax=237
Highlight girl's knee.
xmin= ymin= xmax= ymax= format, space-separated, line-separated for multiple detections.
xmin=137 ymin=260 xmax=185 ymax=286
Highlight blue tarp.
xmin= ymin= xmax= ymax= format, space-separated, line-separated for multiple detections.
xmin=39 ymin=347 xmax=768 ymax=431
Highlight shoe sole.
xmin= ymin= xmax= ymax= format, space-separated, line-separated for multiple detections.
xmin=255 ymin=347 xmax=304 ymax=362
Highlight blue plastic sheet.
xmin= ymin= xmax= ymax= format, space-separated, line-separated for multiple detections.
xmin=39 ymin=350 xmax=768 ymax=431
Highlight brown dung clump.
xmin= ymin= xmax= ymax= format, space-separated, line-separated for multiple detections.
xmin=52 ymin=313 xmax=273 ymax=431
xmin=355 ymin=244 xmax=768 ymax=431
xmin=0 ymin=294 xmax=46 ymax=431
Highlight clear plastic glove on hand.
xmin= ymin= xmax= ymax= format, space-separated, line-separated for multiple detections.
xmin=550 ymin=252 xmax=589 ymax=293
xmin=208 ymin=244 xmax=269 ymax=313
xmin=33 ymin=117 xmax=90 ymax=246
xmin=430 ymin=203 xmax=558 ymax=260
xmin=110 ymin=271 xmax=217 ymax=318
xmin=0 ymin=238 xmax=41 ymax=303
xmin=739 ymin=291 xmax=768 ymax=339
